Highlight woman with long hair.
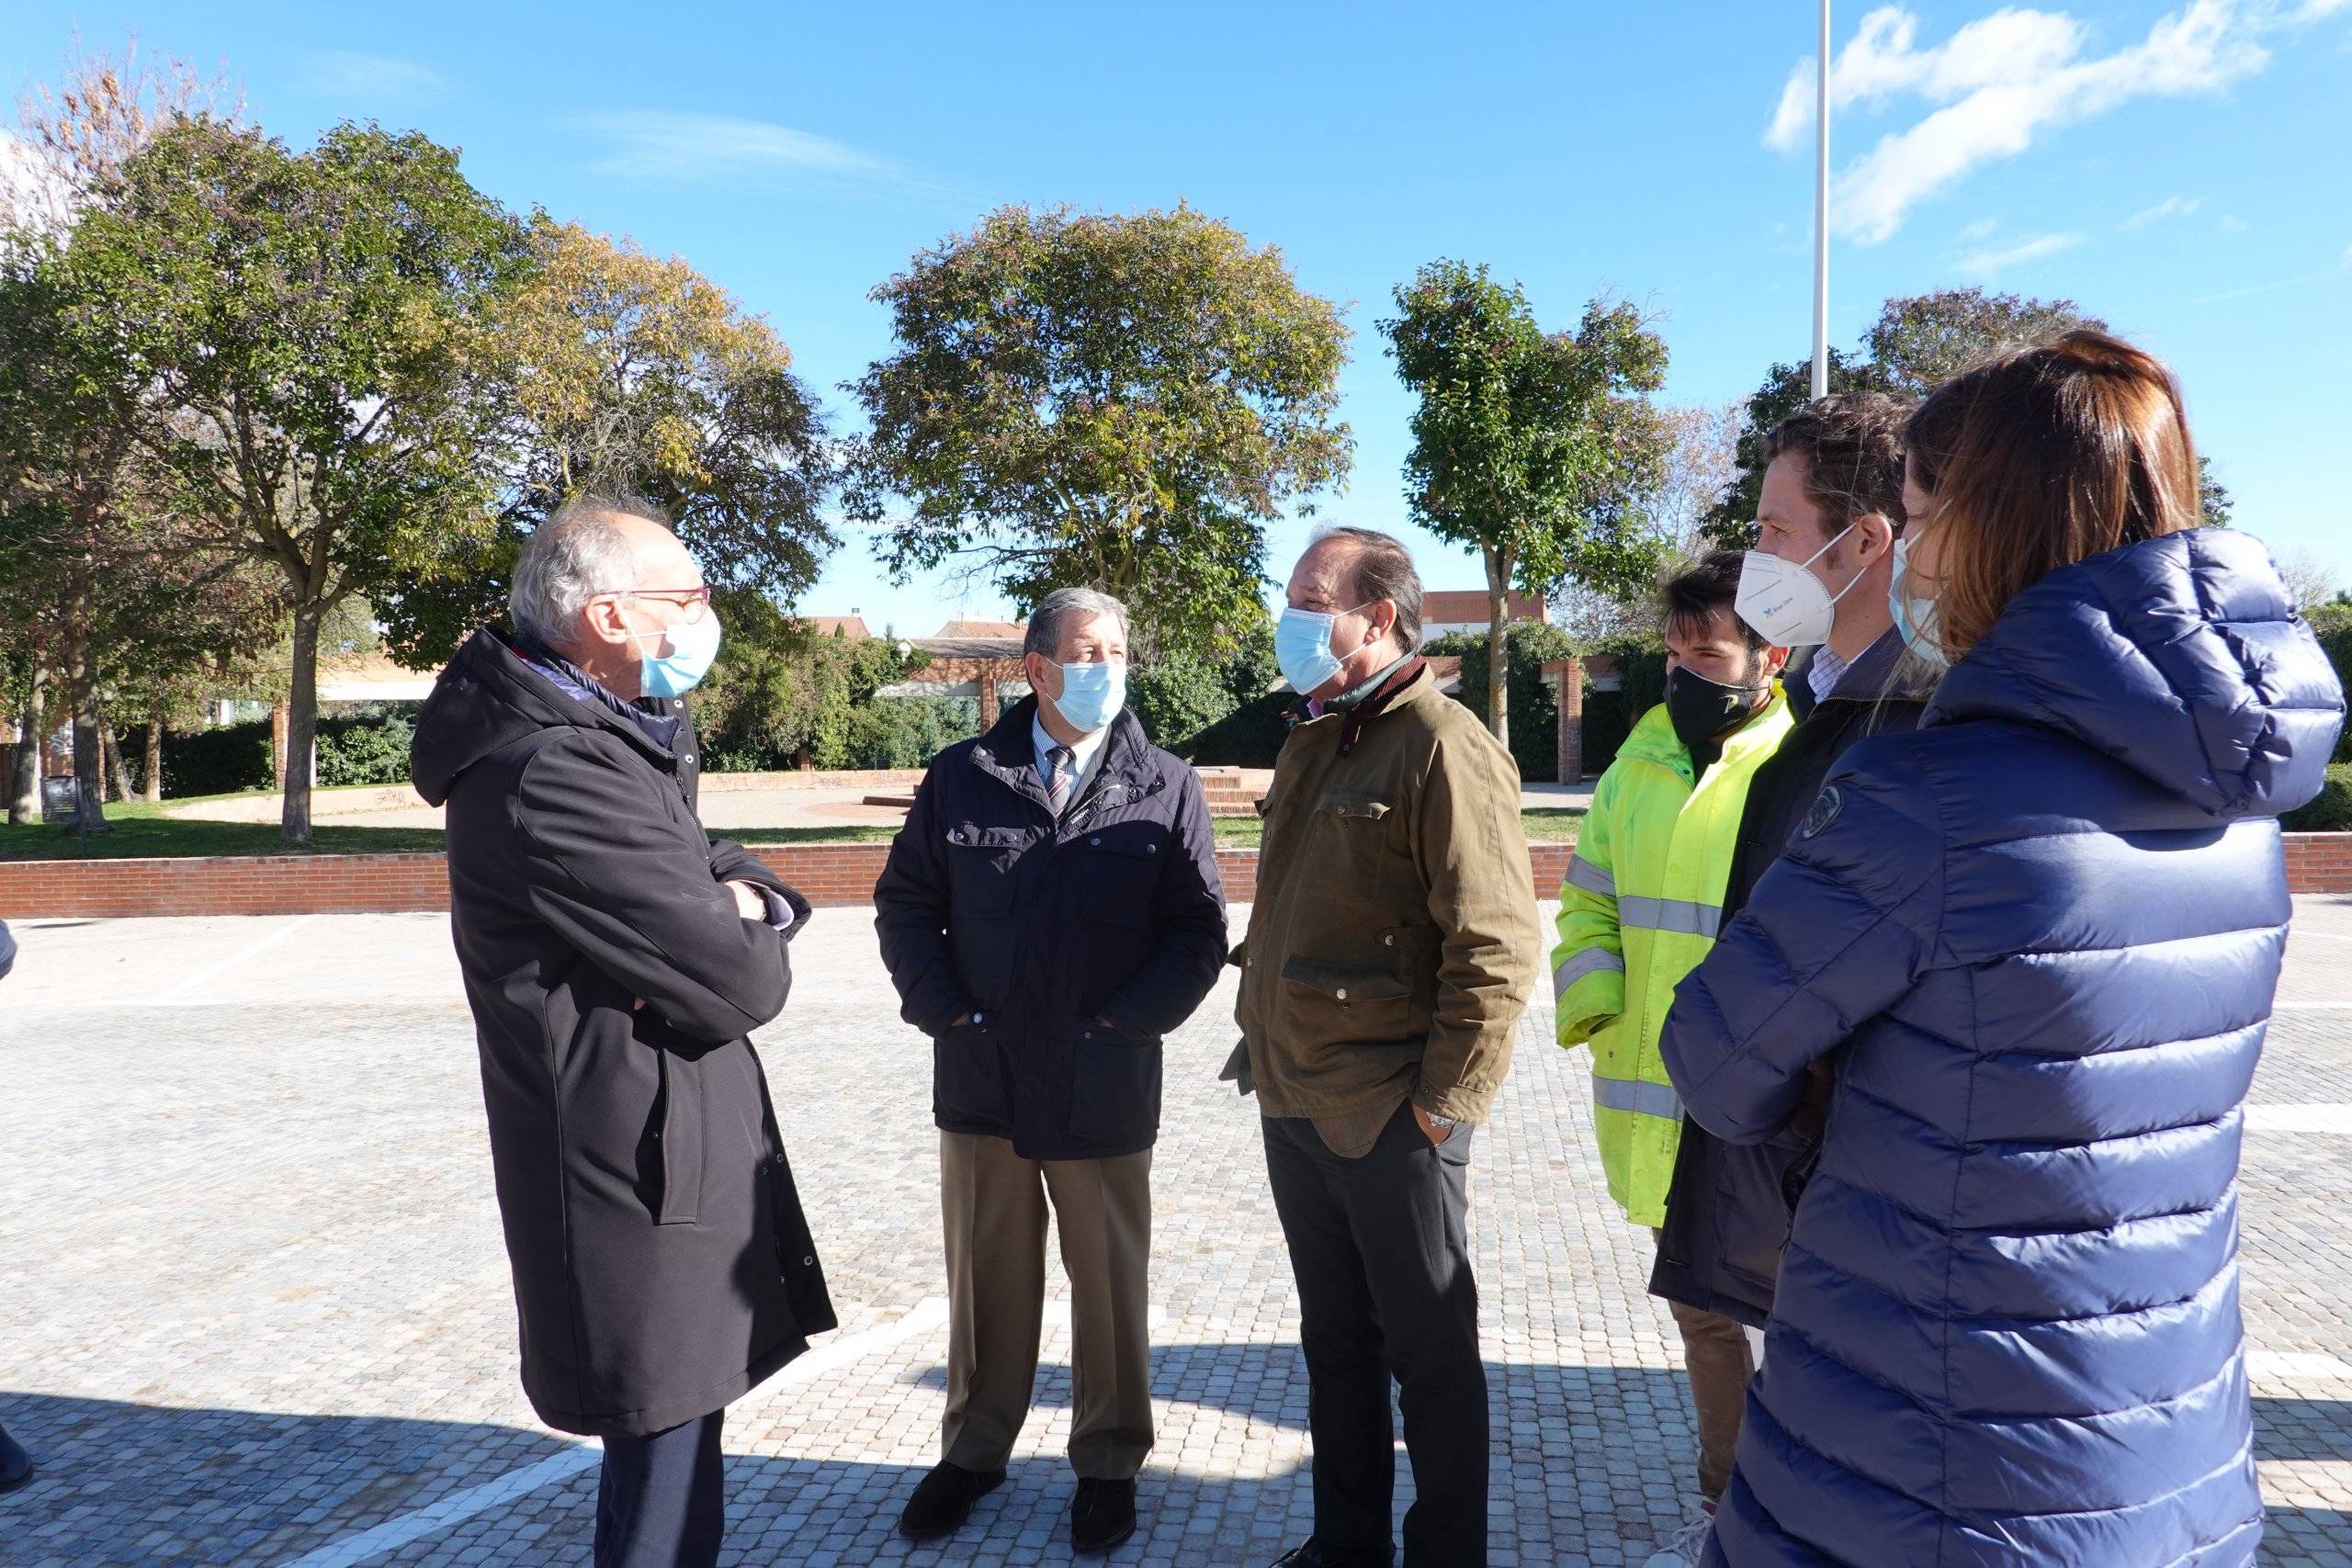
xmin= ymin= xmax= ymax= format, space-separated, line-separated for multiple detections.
xmin=1660 ymin=330 xmax=2346 ymax=1567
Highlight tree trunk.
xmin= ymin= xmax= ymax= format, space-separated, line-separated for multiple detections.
xmin=8 ymin=666 xmax=43 ymax=825
xmin=1485 ymin=548 xmax=1512 ymax=751
xmin=66 ymin=630 xmax=109 ymax=836
xmin=143 ymin=713 xmax=164 ymax=804
xmin=102 ymin=717 xmax=132 ymax=804
xmin=284 ymin=606 xmax=321 ymax=845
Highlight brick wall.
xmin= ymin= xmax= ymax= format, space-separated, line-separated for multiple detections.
xmin=1 ymin=834 xmax=2346 ymax=919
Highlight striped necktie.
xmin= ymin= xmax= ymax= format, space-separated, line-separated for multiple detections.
xmin=1045 ymin=745 xmax=1075 ymax=814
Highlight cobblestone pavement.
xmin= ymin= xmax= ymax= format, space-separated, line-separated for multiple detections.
xmin=2 ymin=897 xmax=2349 ymax=1566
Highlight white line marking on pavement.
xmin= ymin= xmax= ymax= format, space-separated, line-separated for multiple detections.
xmin=148 ymin=916 xmax=320 ymax=1004
xmin=2291 ymin=931 xmax=2352 ymax=941
xmin=2248 ymin=1349 xmax=2352 ymax=1380
xmin=278 ymin=1444 xmax=605 ymax=1568
xmin=2275 ymin=1003 xmax=2352 ymax=1011
xmin=2246 ymin=1103 xmax=2352 ymax=1134
xmin=279 ymin=1298 xmax=954 ymax=1568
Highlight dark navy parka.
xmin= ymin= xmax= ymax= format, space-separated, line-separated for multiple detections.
xmin=874 ymin=696 xmax=1227 ymax=1161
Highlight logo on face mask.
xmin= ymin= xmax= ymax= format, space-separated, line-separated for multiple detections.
xmin=1735 ymin=528 xmax=1867 ymax=648
xmin=1665 ymin=664 xmax=1771 ymax=753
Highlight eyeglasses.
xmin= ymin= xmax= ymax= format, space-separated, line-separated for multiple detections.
xmin=601 ymin=586 xmax=712 ymax=625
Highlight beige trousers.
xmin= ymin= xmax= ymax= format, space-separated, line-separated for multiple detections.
xmin=939 ymin=1132 xmax=1155 ymax=1480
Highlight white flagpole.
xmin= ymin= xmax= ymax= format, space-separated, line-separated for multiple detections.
xmin=1811 ymin=0 xmax=1832 ymax=400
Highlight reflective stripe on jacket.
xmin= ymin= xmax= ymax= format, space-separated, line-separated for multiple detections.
xmin=1551 ymin=693 xmax=1792 ymax=1225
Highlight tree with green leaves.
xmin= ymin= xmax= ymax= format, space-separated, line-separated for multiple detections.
xmin=371 ymin=220 xmax=838 ymax=666
xmin=71 ymin=117 xmax=526 ymax=843
xmin=844 ymin=204 xmax=1352 ymax=660
xmin=0 ymin=48 xmax=259 ymax=833
xmin=1383 ymin=261 xmax=1670 ymax=748
xmin=1702 ymin=288 xmax=2232 ymax=547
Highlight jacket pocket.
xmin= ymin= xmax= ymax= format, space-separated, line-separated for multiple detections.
xmin=933 ymin=1017 xmax=1011 ymax=1124
xmin=652 ymin=1048 xmax=705 ymax=1225
xmin=945 ymin=826 xmax=1022 ymax=918
xmin=1073 ymin=824 xmax=1165 ymax=928
xmin=1307 ymin=787 xmax=1399 ymax=904
xmin=1278 ymin=956 xmax=1418 ymax=1046
xmin=1067 ymin=1021 xmax=1162 ymax=1144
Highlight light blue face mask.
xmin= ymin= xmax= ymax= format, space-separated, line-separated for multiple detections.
xmin=1275 ymin=601 xmax=1375 ymax=696
xmin=633 ymin=610 xmax=723 ymax=698
xmin=1887 ymin=536 xmax=1948 ymax=670
xmin=1049 ymin=659 xmax=1127 ymax=733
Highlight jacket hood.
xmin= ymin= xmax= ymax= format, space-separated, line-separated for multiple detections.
xmin=410 ymin=627 xmax=669 ymax=807
xmin=1923 ymin=527 xmax=2346 ymax=819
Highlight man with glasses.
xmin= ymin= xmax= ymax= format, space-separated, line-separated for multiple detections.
xmin=413 ymin=493 xmax=833 ymax=1568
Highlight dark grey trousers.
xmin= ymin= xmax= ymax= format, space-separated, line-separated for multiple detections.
xmin=1263 ymin=1104 xmax=1487 ymax=1568
xmin=595 ymin=1410 xmax=724 ymax=1568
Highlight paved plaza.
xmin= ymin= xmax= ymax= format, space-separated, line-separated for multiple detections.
xmin=3 ymin=897 xmax=2351 ymax=1566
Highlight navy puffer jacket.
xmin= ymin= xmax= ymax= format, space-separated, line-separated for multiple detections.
xmin=1661 ymin=529 xmax=2346 ymax=1568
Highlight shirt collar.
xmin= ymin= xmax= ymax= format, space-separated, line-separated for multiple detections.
xmin=1806 ymin=644 xmax=1849 ymax=703
xmin=1032 ymin=710 xmax=1110 ymax=771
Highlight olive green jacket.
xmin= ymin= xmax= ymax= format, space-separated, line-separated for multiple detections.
xmin=1230 ymin=666 xmax=1543 ymax=1124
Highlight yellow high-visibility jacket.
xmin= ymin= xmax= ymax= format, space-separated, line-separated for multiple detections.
xmin=1553 ymin=692 xmax=1793 ymax=1226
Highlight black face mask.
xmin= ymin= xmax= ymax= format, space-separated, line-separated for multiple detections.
xmin=1665 ymin=664 xmax=1770 ymax=754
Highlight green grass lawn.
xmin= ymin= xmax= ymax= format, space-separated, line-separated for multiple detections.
xmin=0 ymin=799 xmax=1582 ymax=861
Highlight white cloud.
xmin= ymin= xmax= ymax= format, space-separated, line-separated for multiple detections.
xmin=302 ymin=51 xmax=450 ymax=98
xmin=2123 ymin=194 xmax=2205 ymax=228
xmin=577 ymin=112 xmax=906 ymax=187
xmin=1955 ymin=231 xmax=2084 ymax=278
xmin=1957 ymin=216 xmax=1999 ymax=240
xmin=1767 ymin=1 xmax=2281 ymax=243
xmin=2295 ymin=0 xmax=2351 ymax=17
xmin=2222 ymin=213 xmax=2252 ymax=231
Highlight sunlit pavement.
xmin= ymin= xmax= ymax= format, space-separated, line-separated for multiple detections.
xmin=3 ymin=897 xmax=2349 ymax=1565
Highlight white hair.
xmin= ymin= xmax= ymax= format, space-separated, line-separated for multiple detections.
xmin=509 ymin=494 xmax=672 ymax=650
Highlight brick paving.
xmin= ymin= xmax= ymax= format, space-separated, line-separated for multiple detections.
xmin=0 ymin=896 xmax=2348 ymax=1566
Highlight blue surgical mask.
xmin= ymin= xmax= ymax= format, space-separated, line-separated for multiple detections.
xmin=1049 ymin=659 xmax=1126 ymax=733
xmin=633 ymin=610 xmax=723 ymax=698
xmin=1275 ymin=601 xmax=1376 ymax=696
xmin=1887 ymin=536 xmax=1948 ymax=670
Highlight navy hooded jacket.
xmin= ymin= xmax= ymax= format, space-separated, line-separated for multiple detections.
xmin=1660 ymin=528 xmax=2346 ymax=1568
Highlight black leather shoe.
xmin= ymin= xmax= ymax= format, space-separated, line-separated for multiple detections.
xmin=0 ymin=1423 xmax=32 ymax=1494
xmin=898 ymin=1461 xmax=1004 ymax=1540
xmin=1071 ymin=1477 xmax=1136 ymax=1554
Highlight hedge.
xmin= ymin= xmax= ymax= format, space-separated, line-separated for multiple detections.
xmin=2308 ymin=604 xmax=2352 ymax=764
xmin=2284 ymin=762 xmax=2352 ymax=833
xmin=160 ymin=721 xmax=276 ymax=797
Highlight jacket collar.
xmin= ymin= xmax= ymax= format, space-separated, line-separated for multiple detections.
xmin=1335 ymin=658 xmax=1430 ymax=755
xmin=1787 ymin=626 xmax=1939 ymax=723
xmin=1619 ymin=688 xmax=1793 ymax=784
xmin=514 ymin=636 xmax=684 ymax=755
xmin=970 ymin=694 xmax=1159 ymax=816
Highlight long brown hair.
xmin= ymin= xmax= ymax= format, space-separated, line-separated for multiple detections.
xmin=1904 ymin=330 xmax=2204 ymax=660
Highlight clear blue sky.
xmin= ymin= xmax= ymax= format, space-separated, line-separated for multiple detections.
xmin=8 ymin=0 xmax=2349 ymax=632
